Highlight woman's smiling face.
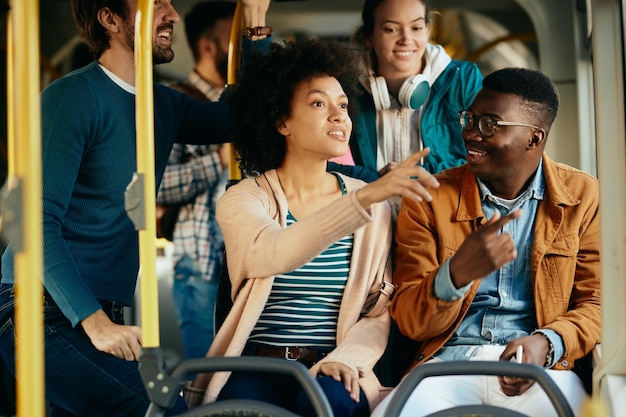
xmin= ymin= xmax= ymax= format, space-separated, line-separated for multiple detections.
xmin=366 ymin=0 xmax=430 ymax=79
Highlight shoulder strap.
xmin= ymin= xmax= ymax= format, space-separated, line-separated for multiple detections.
xmin=363 ymin=253 xmax=395 ymax=317
xmin=364 ymin=280 xmax=395 ymax=318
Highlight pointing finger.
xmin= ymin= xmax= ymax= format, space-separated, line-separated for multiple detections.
xmin=399 ymin=148 xmax=431 ymax=169
xmin=483 ymin=210 xmax=522 ymax=232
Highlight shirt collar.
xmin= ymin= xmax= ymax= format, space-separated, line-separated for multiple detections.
xmin=477 ymin=159 xmax=545 ymax=205
xmin=98 ymin=63 xmax=136 ymax=95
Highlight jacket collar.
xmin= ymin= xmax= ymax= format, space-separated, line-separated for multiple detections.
xmin=456 ymin=166 xmax=484 ymax=222
xmin=541 ymin=154 xmax=581 ymax=207
xmin=455 ymin=153 xmax=581 ymax=223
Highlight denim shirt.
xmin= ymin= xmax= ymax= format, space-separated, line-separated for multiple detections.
xmin=432 ymin=160 xmax=564 ymax=366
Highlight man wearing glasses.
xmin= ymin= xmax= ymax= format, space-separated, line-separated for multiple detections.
xmin=372 ymin=67 xmax=600 ymax=417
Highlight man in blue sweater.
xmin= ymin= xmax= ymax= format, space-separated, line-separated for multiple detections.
xmin=0 ymin=0 xmax=271 ymax=415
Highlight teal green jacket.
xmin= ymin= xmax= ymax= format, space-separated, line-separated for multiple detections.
xmin=328 ymin=60 xmax=482 ymax=181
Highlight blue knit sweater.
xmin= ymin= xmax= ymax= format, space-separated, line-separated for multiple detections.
xmin=1 ymin=62 xmax=232 ymax=326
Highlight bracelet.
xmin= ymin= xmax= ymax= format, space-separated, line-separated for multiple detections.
xmin=243 ymin=26 xmax=273 ymax=39
xmin=539 ymin=332 xmax=555 ymax=367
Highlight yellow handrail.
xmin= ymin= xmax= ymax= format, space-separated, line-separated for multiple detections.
xmin=134 ymin=0 xmax=159 ymax=348
xmin=227 ymin=2 xmax=243 ymax=182
xmin=6 ymin=6 xmax=14 ymax=178
xmin=9 ymin=0 xmax=45 ymax=415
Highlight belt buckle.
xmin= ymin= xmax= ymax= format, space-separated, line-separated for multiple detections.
xmin=284 ymin=347 xmax=298 ymax=361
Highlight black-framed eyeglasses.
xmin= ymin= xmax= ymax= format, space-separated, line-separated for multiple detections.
xmin=458 ymin=110 xmax=539 ymax=138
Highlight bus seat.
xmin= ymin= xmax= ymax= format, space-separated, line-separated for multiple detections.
xmin=143 ymin=356 xmax=334 ymax=417
xmin=173 ymin=399 xmax=301 ymax=417
xmin=384 ymin=361 xmax=575 ymax=417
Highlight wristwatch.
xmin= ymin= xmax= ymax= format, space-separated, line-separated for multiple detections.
xmin=243 ymin=26 xmax=272 ymax=39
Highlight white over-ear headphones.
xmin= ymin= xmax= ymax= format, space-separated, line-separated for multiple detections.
xmin=369 ymin=74 xmax=430 ymax=111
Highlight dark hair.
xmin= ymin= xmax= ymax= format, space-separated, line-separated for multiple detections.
xmin=184 ymin=1 xmax=236 ymax=60
xmin=232 ymin=38 xmax=361 ymax=176
xmin=353 ymin=0 xmax=430 ymax=61
xmin=71 ymin=0 xmax=129 ymax=59
xmin=483 ymin=67 xmax=560 ymax=129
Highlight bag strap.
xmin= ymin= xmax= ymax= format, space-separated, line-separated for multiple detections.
xmin=365 ymin=279 xmax=395 ymax=318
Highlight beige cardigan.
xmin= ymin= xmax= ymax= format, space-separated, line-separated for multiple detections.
xmin=201 ymin=170 xmax=393 ymax=411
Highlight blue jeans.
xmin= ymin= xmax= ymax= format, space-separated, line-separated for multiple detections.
xmin=0 ymin=283 xmax=187 ymax=417
xmin=218 ymin=370 xmax=369 ymax=417
xmin=172 ymin=256 xmax=218 ymax=360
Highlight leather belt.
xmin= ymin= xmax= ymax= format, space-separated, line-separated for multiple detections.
xmin=247 ymin=343 xmax=329 ymax=363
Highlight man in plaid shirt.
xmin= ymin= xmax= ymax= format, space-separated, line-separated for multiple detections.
xmin=156 ymin=1 xmax=235 ymax=361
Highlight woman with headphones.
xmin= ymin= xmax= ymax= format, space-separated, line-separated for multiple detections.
xmin=329 ymin=0 xmax=482 ymax=180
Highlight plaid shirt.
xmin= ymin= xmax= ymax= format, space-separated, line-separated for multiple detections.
xmin=156 ymin=72 xmax=226 ymax=280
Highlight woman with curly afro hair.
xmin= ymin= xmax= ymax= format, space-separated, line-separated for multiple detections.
xmin=187 ymin=38 xmax=439 ymax=417
xmin=232 ymin=38 xmax=363 ymax=177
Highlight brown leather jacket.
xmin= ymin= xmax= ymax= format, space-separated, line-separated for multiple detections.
xmin=392 ymin=154 xmax=600 ymax=372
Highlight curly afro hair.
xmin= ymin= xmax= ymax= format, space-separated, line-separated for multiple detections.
xmin=231 ymin=38 xmax=361 ymax=176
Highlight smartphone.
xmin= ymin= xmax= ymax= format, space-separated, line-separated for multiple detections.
xmin=510 ymin=345 xmax=524 ymax=364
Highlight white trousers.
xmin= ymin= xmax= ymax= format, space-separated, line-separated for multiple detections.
xmin=371 ymin=345 xmax=588 ymax=417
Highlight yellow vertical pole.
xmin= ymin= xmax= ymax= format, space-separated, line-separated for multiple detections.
xmin=6 ymin=4 xmax=14 ymax=177
xmin=135 ymin=0 xmax=159 ymax=348
xmin=227 ymin=3 xmax=243 ymax=182
xmin=10 ymin=0 xmax=45 ymax=415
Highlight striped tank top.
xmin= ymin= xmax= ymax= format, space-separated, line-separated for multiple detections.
xmin=249 ymin=174 xmax=352 ymax=349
